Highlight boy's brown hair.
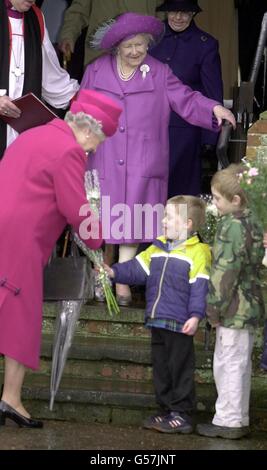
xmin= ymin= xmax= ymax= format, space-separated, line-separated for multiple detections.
xmin=211 ymin=164 xmax=247 ymax=208
xmin=167 ymin=195 xmax=206 ymax=232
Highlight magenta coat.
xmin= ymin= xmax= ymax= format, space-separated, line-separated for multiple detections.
xmin=80 ymin=54 xmax=220 ymax=244
xmin=0 ymin=119 xmax=102 ymax=369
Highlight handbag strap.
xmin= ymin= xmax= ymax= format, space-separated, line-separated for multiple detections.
xmin=47 ymin=228 xmax=83 ymax=266
xmin=62 ymin=230 xmax=70 ymax=258
xmin=69 ymin=230 xmax=83 ymax=259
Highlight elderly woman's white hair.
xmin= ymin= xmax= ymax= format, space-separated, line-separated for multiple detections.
xmin=65 ymin=111 xmax=106 ymax=142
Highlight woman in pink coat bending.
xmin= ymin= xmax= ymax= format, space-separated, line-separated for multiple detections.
xmin=0 ymin=89 xmax=122 ymax=428
xmin=80 ymin=12 xmax=236 ymax=306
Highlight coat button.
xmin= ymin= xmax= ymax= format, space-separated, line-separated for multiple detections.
xmin=118 ymin=160 xmax=124 ymax=166
xmin=119 ymin=126 xmax=125 ymax=132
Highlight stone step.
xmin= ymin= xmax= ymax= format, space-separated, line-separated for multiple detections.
xmin=2 ymin=333 xmax=265 ymax=386
xmin=43 ymin=301 xmax=146 ymax=323
xmin=42 ymin=315 xmax=151 ymax=339
xmin=0 ymin=372 xmax=266 ymax=429
xmin=42 ymin=303 xmax=266 ymax=353
xmin=0 ymin=335 xmax=213 ymax=381
xmin=2 ymin=331 xmax=264 ymax=376
xmin=0 ymin=372 xmax=216 ymax=419
xmin=42 ymin=302 xmax=215 ymax=345
xmin=37 ymin=358 xmax=215 ymax=384
xmin=39 ymin=332 xmax=264 ymax=371
xmin=43 ymin=302 xmax=149 ymax=339
xmin=0 ymin=300 xmax=265 ymax=428
xmin=42 ymin=335 xmax=151 ymax=364
xmin=39 ymin=334 xmax=214 ymax=384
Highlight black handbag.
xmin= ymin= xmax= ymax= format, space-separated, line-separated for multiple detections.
xmin=43 ymin=232 xmax=94 ymax=301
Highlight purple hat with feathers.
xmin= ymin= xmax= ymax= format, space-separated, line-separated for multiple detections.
xmin=91 ymin=13 xmax=164 ymax=50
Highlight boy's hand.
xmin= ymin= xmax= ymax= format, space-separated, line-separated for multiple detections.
xmin=103 ymin=263 xmax=115 ymax=279
xmin=182 ymin=317 xmax=199 ymax=336
xmin=94 ymin=263 xmax=115 ymax=278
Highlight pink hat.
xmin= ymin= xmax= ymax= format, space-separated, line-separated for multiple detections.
xmin=70 ymin=89 xmax=122 ymax=137
xmin=92 ymin=13 xmax=164 ymax=50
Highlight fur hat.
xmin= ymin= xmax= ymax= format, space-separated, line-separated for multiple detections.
xmin=71 ymin=90 xmax=122 ymax=137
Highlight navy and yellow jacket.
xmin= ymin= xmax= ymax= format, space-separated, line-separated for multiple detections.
xmin=112 ymin=235 xmax=211 ymax=325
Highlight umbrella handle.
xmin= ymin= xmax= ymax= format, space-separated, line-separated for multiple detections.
xmin=49 ymin=394 xmax=55 ymax=411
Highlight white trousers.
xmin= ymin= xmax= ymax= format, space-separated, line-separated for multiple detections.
xmin=212 ymin=326 xmax=254 ymax=428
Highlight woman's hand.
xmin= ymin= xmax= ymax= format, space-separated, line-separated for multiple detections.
xmin=0 ymin=95 xmax=21 ymax=118
xmin=213 ymin=105 xmax=236 ymax=129
xmin=58 ymin=38 xmax=74 ymax=56
xmin=182 ymin=317 xmax=199 ymax=336
xmin=263 ymin=233 xmax=267 ymax=249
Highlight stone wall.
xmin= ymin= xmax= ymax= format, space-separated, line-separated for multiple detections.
xmin=246 ymin=116 xmax=267 ymax=160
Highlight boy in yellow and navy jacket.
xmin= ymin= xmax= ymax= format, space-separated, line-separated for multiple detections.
xmin=105 ymin=196 xmax=211 ymax=434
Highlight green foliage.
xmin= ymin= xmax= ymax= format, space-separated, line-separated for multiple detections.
xmin=199 ymin=194 xmax=219 ymax=246
xmin=239 ymin=157 xmax=267 ymax=230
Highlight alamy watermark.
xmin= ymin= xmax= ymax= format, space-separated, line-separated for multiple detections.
xmin=78 ymin=197 xmax=188 ymax=241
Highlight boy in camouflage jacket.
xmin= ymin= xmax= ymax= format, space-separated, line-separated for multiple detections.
xmin=197 ymin=164 xmax=265 ymax=439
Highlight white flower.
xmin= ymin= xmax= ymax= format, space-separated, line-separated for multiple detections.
xmin=89 ymin=190 xmax=100 ymax=200
xmin=206 ymin=203 xmax=218 ymax=217
xmin=140 ymin=64 xmax=150 ymax=79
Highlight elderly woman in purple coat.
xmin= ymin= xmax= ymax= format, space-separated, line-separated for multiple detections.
xmin=80 ymin=12 xmax=235 ymax=305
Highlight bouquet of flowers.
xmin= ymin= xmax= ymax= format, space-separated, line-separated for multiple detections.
xmin=199 ymin=194 xmax=219 ymax=246
xmin=238 ymin=157 xmax=267 ymax=267
xmin=74 ymin=170 xmax=120 ymax=315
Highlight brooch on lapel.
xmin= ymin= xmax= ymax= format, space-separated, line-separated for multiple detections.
xmin=201 ymin=35 xmax=208 ymax=42
xmin=140 ymin=64 xmax=150 ymax=79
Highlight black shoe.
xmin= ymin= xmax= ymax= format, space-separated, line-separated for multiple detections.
xmin=143 ymin=411 xmax=169 ymax=430
xmin=196 ymin=423 xmax=250 ymax=439
xmin=149 ymin=412 xmax=193 ymax=434
xmin=0 ymin=400 xmax=43 ymax=428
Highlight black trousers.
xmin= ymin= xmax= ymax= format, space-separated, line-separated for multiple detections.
xmin=151 ymin=328 xmax=196 ymax=417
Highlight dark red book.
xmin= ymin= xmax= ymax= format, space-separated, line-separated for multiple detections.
xmin=1 ymin=92 xmax=57 ymax=133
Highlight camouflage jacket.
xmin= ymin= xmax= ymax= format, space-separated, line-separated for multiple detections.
xmin=207 ymin=209 xmax=265 ymax=331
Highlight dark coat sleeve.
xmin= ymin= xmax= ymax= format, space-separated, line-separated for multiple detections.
xmin=112 ymin=258 xmax=148 ymax=286
xmin=200 ymin=39 xmax=224 ymax=145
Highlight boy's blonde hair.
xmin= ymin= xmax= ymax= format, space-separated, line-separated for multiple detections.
xmin=211 ymin=164 xmax=247 ymax=208
xmin=167 ymin=195 xmax=206 ymax=232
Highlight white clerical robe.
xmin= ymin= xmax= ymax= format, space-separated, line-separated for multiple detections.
xmin=6 ymin=13 xmax=79 ymax=147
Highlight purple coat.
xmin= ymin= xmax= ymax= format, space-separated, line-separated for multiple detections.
xmin=80 ymin=54 xmax=219 ymax=243
xmin=0 ymin=119 xmax=102 ymax=369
